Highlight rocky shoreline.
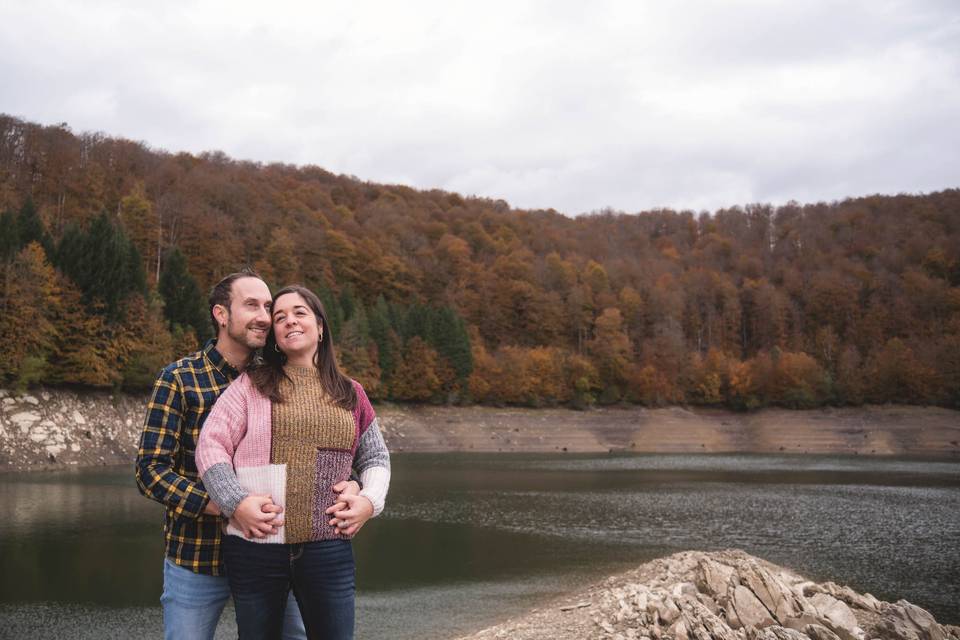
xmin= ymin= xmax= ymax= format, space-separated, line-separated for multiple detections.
xmin=457 ymin=550 xmax=960 ymax=640
xmin=1 ymin=387 xmax=959 ymax=471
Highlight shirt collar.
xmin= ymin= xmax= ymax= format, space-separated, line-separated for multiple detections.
xmin=203 ymin=339 xmax=240 ymax=379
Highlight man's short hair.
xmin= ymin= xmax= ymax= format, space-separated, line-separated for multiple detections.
xmin=208 ymin=268 xmax=264 ymax=337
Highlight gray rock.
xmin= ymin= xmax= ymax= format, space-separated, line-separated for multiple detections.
xmin=698 ymin=558 xmax=738 ymax=598
xmin=739 ymin=559 xmax=807 ymax=622
xmin=695 ymin=592 xmax=720 ymax=615
xmin=647 ymin=596 xmax=682 ymax=625
xmin=10 ymin=410 xmax=41 ymax=429
xmin=808 ymin=594 xmax=863 ymax=640
xmin=872 ymin=600 xmax=948 ymax=640
xmin=749 ymin=625 xmax=811 ymax=640
xmin=811 ymin=582 xmax=882 ymax=613
xmin=804 ymin=624 xmax=842 ymax=640
xmin=732 ymin=585 xmax=776 ymax=629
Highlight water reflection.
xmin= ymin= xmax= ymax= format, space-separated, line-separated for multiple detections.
xmin=0 ymin=453 xmax=958 ymax=638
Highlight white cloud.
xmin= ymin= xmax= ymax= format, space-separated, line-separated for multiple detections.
xmin=1 ymin=0 xmax=958 ymax=214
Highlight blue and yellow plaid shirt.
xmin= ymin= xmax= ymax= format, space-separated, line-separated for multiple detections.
xmin=135 ymin=339 xmax=240 ymax=575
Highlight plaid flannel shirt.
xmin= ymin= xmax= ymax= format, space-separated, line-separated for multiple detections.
xmin=135 ymin=340 xmax=239 ymax=575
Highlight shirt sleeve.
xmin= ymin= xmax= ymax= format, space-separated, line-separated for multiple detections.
xmin=134 ymin=368 xmax=209 ymax=519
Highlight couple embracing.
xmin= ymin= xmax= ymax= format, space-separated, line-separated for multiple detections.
xmin=135 ymin=271 xmax=390 ymax=640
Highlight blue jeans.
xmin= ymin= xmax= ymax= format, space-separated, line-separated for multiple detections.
xmin=222 ymin=536 xmax=355 ymax=640
xmin=161 ymin=557 xmax=306 ymax=640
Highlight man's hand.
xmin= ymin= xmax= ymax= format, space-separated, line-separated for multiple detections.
xmin=325 ymin=480 xmax=362 ymax=534
xmin=232 ymin=494 xmax=284 ymax=539
xmin=203 ymin=499 xmax=221 ymax=516
xmin=326 ymin=493 xmax=373 ymax=537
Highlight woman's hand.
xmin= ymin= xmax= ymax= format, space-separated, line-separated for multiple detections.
xmin=326 ymin=493 xmax=373 ymax=536
xmin=231 ymin=494 xmax=284 ymax=539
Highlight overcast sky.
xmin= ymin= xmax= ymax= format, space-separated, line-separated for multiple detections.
xmin=2 ymin=1 xmax=958 ymax=215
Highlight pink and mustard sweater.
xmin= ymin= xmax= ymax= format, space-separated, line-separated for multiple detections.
xmin=195 ymin=368 xmax=390 ymax=544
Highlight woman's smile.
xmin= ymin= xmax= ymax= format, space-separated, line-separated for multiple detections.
xmin=272 ymin=292 xmax=322 ymax=364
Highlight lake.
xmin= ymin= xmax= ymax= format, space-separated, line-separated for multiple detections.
xmin=1 ymin=453 xmax=958 ymax=638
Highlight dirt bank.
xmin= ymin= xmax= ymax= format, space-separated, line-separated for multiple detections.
xmin=377 ymin=403 xmax=960 ymax=458
xmin=1 ymin=386 xmax=958 ymax=472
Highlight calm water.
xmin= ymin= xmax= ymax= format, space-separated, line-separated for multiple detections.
xmin=0 ymin=453 xmax=958 ymax=639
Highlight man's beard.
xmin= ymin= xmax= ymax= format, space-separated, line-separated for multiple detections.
xmin=226 ymin=315 xmax=269 ymax=350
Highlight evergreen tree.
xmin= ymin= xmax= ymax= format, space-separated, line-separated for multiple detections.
xmin=339 ymin=286 xmax=356 ymax=323
xmin=313 ymin=281 xmax=344 ymax=340
xmin=429 ymin=307 xmax=473 ymax=382
xmin=368 ymin=295 xmax=398 ymax=378
xmin=56 ymin=212 xmax=147 ymax=317
xmin=54 ymin=222 xmax=84 ymax=270
xmin=17 ymin=198 xmax=46 ymax=249
xmin=403 ymin=303 xmax=432 ymax=343
xmin=159 ymin=247 xmax=210 ymax=340
xmin=0 ymin=209 xmax=19 ymax=261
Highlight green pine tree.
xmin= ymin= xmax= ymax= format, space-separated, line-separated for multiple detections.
xmin=55 ymin=212 xmax=147 ymax=317
xmin=430 ymin=307 xmax=473 ymax=381
xmin=17 ymin=198 xmax=46 ymax=248
xmin=403 ymin=303 xmax=432 ymax=343
xmin=0 ymin=209 xmax=19 ymax=260
xmin=159 ymin=247 xmax=210 ymax=340
xmin=368 ymin=295 xmax=398 ymax=378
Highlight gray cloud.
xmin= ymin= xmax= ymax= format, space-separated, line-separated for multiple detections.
xmin=1 ymin=0 xmax=958 ymax=215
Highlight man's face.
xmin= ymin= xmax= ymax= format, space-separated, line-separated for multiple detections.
xmin=221 ymin=277 xmax=272 ymax=350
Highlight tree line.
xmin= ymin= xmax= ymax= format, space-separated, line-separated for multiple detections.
xmin=0 ymin=114 xmax=958 ymax=409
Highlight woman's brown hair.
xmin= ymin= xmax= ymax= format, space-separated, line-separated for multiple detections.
xmin=248 ymin=284 xmax=357 ymax=410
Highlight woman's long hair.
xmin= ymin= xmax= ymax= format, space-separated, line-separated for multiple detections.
xmin=248 ymin=285 xmax=357 ymax=410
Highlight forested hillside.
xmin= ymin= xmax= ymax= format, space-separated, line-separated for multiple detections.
xmin=1 ymin=114 xmax=958 ymax=409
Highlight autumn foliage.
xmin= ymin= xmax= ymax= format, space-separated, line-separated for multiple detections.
xmin=1 ymin=114 xmax=959 ymax=410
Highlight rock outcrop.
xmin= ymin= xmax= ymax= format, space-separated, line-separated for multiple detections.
xmin=3 ymin=386 xmax=960 ymax=471
xmin=0 ymin=388 xmax=146 ymax=469
xmin=460 ymin=550 xmax=958 ymax=640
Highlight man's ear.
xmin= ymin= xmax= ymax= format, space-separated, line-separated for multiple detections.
xmin=212 ymin=304 xmax=229 ymax=329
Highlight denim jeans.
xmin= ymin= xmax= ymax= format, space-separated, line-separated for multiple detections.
xmin=222 ymin=536 xmax=355 ymax=640
xmin=161 ymin=557 xmax=307 ymax=640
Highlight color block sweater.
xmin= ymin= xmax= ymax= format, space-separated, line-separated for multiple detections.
xmin=195 ymin=368 xmax=390 ymax=544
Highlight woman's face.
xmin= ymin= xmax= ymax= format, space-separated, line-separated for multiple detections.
xmin=272 ymin=292 xmax=322 ymax=361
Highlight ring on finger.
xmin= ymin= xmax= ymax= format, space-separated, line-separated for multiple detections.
xmin=338 ymin=520 xmax=349 ymax=529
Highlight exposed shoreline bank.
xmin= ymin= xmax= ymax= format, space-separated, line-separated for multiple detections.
xmin=455 ymin=549 xmax=960 ymax=639
xmin=1 ymin=387 xmax=958 ymax=472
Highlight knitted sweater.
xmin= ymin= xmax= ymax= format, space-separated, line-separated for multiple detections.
xmin=195 ymin=368 xmax=390 ymax=544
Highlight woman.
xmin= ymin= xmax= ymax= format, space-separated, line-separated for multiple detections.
xmin=196 ymin=285 xmax=390 ymax=640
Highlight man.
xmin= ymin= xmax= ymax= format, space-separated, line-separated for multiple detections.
xmin=135 ymin=270 xmax=359 ymax=640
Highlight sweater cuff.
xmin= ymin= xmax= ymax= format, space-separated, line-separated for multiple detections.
xmin=358 ymin=466 xmax=390 ymax=517
xmin=201 ymin=462 xmax=248 ymax=518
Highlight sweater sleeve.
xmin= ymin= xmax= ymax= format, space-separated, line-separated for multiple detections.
xmin=196 ymin=374 xmax=251 ymax=517
xmin=351 ymin=381 xmax=390 ymax=516
xmin=352 ymin=380 xmax=377 ymax=435
xmin=356 ymin=421 xmax=390 ymax=517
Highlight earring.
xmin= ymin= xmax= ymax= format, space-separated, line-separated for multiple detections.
xmin=318 ymin=331 xmax=323 ymax=343
xmin=274 ymin=343 xmax=281 ymax=353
